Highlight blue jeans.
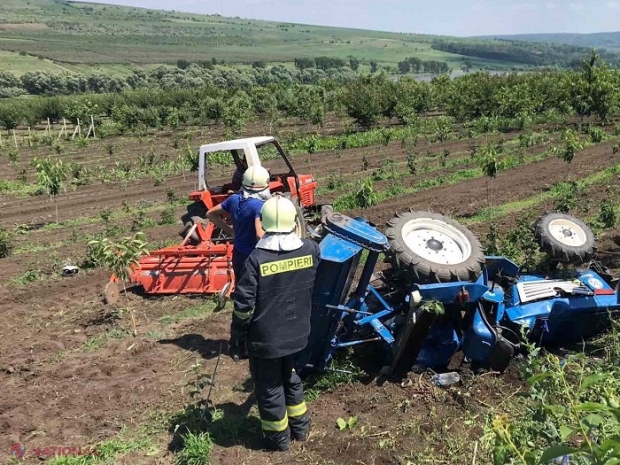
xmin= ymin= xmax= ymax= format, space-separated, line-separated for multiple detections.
xmin=232 ymin=250 xmax=250 ymax=284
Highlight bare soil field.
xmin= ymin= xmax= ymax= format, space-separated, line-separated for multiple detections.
xmin=1 ymin=121 xmax=619 ymax=464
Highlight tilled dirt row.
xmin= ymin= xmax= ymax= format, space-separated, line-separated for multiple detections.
xmin=2 ymin=127 xmax=518 ymax=186
xmin=0 ymin=133 xmax=529 ymax=226
xmin=354 ymin=140 xmax=619 ymax=227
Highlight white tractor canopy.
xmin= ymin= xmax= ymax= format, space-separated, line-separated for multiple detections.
xmin=197 ymin=136 xmax=275 ymax=190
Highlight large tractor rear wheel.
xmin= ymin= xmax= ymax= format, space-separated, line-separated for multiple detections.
xmin=534 ymin=212 xmax=595 ymax=264
xmin=386 ymin=210 xmax=485 ymax=283
xmin=282 ymin=193 xmax=306 ymax=238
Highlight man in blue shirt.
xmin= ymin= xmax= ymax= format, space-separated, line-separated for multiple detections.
xmin=207 ymin=165 xmax=272 ymax=282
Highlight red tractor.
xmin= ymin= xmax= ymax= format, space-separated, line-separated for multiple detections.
xmin=104 ymin=137 xmax=322 ymax=305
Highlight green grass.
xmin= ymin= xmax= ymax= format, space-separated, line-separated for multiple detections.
xmin=45 ymin=425 xmax=158 ymax=465
xmin=304 ymin=352 xmax=364 ymax=402
xmin=174 ymin=431 xmax=213 ymax=465
xmin=144 ymin=329 xmax=165 ymax=340
xmin=0 ymin=50 xmax=71 ymax=75
xmin=82 ymin=328 xmax=131 ymax=351
xmin=0 ymin=0 xmax=530 ymax=70
xmin=159 ymin=302 xmax=217 ymax=326
xmin=9 ymin=268 xmax=46 ymax=286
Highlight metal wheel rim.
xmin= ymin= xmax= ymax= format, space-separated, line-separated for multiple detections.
xmin=548 ymin=218 xmax=587 ymax=247
xmin=401 ymin=218 xmax=472 ymax=265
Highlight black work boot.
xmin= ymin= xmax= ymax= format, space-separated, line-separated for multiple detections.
xmin=291 ymin=417 xmax=310 ymax=442
xmin=264 ymin=430 xmax=290 ymax=452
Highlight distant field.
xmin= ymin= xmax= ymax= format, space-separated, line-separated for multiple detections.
xmin=0 ymin=49 xmax=71 ymax=74
xmin=0 ymin=0 xmax=523 ymax=72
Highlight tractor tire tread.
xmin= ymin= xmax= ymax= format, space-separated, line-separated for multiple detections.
xmin=282 ymin=192 xmax=307 ymax=238
xmin=533 ymin=212 xmax=596 ymax=265
xmin=385 ymin=210 xmax=485 ymax=284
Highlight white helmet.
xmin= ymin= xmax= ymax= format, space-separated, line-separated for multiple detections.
xmin=242 ymin=165 xmax=270 ymax=192
xmin=260 ymin=195 xmax=298 ymax=233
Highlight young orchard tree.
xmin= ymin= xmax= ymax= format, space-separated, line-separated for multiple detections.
xmin=293 ymin=85 xmax=325 ymax=128
xmin=340 ymin=76 xmax=384 ymax=129
xmin=394 ymin=78 xmax=432 ymax=126
xmin=551 ymin=129 xmax=583 ymax=179
xmin=569 ymin=50 xmax=617 ymax=123
xmin=32 ymin=156 xmax=67 ymax=223
xmin=222 ymin=94 xmax=252 ymax=139
xmin=250 ymin=87 xmax=281 ymax=134
xmin=88 ymin=232 xmax=149 ymax=336
xmin=355 ymin=178 xmax=378 ymax=209
xmin=476 ymin=143 xmax=502 ymax=207
xmin=0 ymin=226 xmax=12 ymax=259
xmin=0 ymin=103 xmax=22 ymax=131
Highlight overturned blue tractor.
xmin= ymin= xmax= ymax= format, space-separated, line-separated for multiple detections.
xmin=297 ymin=209 xmax=620 ymax=378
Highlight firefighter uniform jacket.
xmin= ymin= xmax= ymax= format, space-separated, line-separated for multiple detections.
xmin=232 ymin=239 xmax=321 ymax=359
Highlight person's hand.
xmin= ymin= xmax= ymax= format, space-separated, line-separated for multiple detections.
xmin=229 ymin=327 xmax=247 ymax=362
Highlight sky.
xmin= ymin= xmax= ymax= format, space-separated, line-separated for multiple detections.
xmin=78 ymin=0 xmax=620 ymax=37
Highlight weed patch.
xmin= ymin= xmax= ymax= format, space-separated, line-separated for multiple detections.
xmin=483 ymin=320 xmax=620 ymax=464
xmin=159 ymin=302 xmax=217 ymax=326
xmin=82 ymin=328 xmax=131 ymax=351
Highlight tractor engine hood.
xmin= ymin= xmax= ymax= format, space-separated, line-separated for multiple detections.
xmin=504 ymin=271 xmax=620 ymax=343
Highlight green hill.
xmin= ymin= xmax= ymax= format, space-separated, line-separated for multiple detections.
xmin=0 ymin=0 xmax=616 ymax=76
xmin=0 ymin=0 xmax=531 ymax=74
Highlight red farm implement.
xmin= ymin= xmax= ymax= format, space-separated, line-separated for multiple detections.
xmin=104 ymin=136 xmax=323 ymax=305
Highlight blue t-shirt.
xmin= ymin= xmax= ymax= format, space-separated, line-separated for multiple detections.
xmin=220 ymin=194 xmax=265 ymax=255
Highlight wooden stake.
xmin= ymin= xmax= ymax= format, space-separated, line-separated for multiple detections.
xmin=71 ymin=118 xmax=81 ymax=140
xmin=86 ymin=115 xmax=96 ymax=139
xmin=28 ymin=127 xmax=33 ymax=147
xmin=12 ymin=129 xmax=18 ymax=148
xmin=0 ymin=132 xmax=3 ymax=148
xmin=58 ymin=118 xmax=67 ymax=139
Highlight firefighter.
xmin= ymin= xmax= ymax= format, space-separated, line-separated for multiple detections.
xmin=231 ymin=194 xmax=320 ymax=451
xmin=207 ymin=165 xmax=272 ymax=282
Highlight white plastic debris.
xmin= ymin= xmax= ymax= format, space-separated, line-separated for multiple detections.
xmin=61 ymin=265 xmax=79 ymax=277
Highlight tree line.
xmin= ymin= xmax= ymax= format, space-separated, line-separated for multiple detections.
xmin=0 ymin=51 xmax=617 ymax=135
xmin=397 ymin=57 xmax=450 ymax=75
xmin=0 ymin=64 xmax=358 ymax=99
xmin=431 ymin=39 xmax=620 ymax=68
xmin=294 ymin=56 xmax=360 ymax=71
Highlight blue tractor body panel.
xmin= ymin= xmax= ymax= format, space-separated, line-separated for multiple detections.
xmin=502 ymin=271 xmax=619 ymax=344
xmin=297 ymin=234 xmax=363 ymax=374
xmin=300 ymin=211 xmax=620 ymax=377
xmin=416 ymin=322 xmax=461 ymax=367
xmin=461 ymin=307 xmax=497 ymax=364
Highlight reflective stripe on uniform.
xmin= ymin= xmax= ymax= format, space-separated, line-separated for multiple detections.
xmin=286 ymin=402 xmax=307 ymax=418
xmin=259 ymin=255 xmax=313 ymax=277
xmin=233 ymin=309 xmax=253 ymax=321
xmin=261 ymin=415 xmax=289 ymax=432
